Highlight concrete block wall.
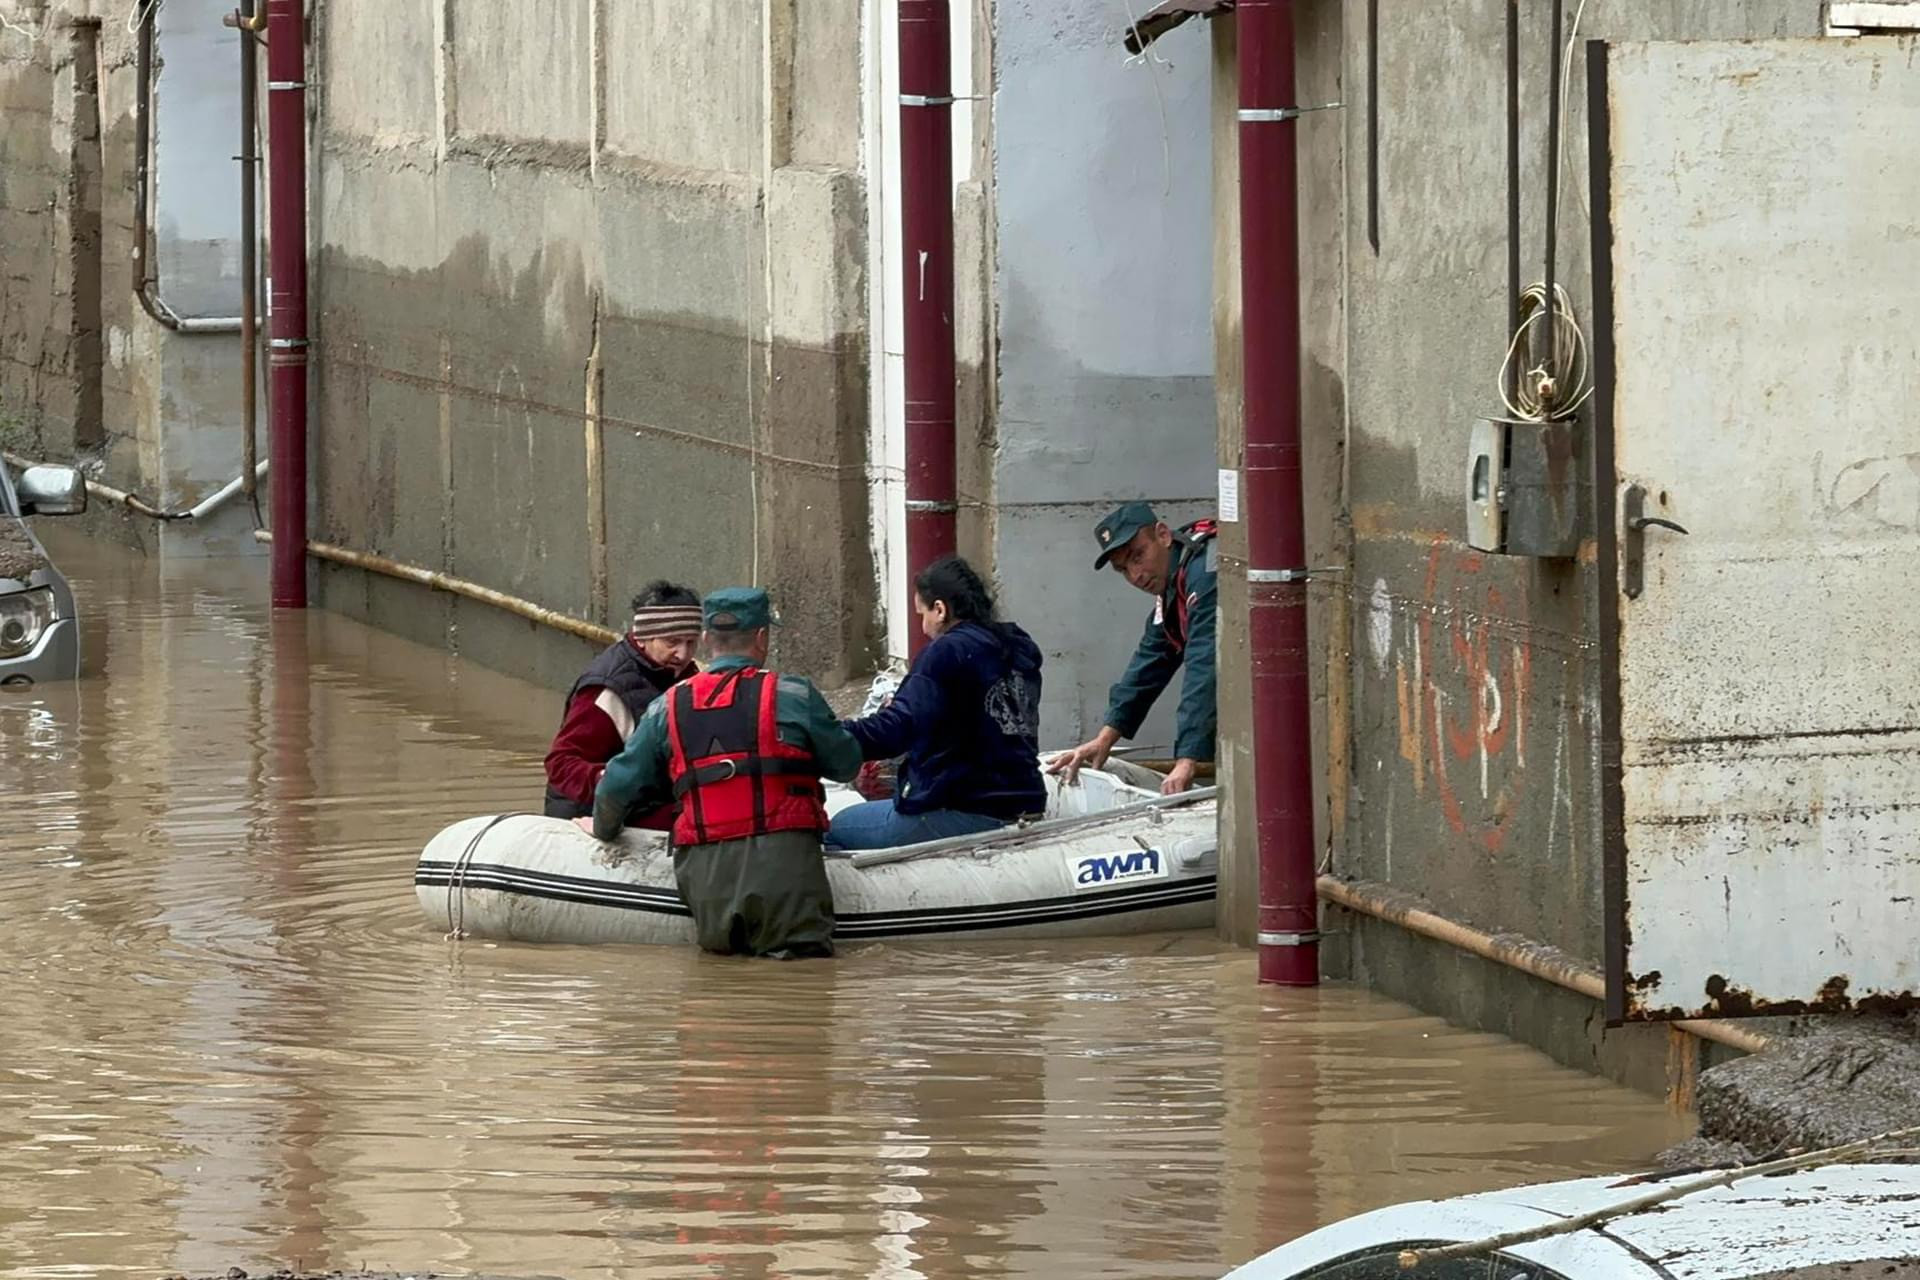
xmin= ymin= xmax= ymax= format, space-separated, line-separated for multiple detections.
xmin=1 ymin=3 xmax=101 ymax=461
xmin=309 ymin=0 xmax=876 ymax=689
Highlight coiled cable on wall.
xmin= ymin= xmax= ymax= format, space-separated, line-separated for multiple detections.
xmin=1497 ymin=283 xmax=1592 ymax=423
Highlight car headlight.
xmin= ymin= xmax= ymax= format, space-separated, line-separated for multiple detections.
xmin=0 ymin=588 xmax=56 ymax=658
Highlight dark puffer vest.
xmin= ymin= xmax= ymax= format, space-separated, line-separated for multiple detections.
xmin=543 ymin=640 xmax=681 ymax=820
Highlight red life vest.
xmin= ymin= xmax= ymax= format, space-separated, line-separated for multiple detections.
xmin=1166 ymin=519 xmax=1219 ymax=654
xmin=665 ymin=666 xmax=827 ymax=846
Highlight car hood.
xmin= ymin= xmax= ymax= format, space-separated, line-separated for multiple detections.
xmin=0 ymin=516 xmax=48 ymax=590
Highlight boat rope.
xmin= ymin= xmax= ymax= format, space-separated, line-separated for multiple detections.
xmin=446 ymin=813 xmax=524 ymax=941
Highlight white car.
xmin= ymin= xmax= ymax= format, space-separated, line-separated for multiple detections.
xmin=1223 ymin=1164 xmax=1920 ymax=1280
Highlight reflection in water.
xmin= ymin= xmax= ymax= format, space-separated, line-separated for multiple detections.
xmin=0 ymin=532 xmax=1691 ymax=1279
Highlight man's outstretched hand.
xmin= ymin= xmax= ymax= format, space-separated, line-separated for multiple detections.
xmin=1047 ymin=727 xmax=1122 ymax=786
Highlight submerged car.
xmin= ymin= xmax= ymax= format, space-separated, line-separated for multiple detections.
xmin=1222 ymin=1164 xmax=1920 ymax=1280
xmin=0 ymin=459 xmax=86 ymax=685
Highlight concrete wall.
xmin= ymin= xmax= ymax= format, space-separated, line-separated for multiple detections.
xmin=1211 ymin=0 xmax=1823 ymax=1074
xmin=309 ymin=0 xmax=875 ymax=689
xmin=0 ymin=2 xmax=107 ymax=462
xmin=0 ymin=0 xmax=257 ymax=556
xmin=986 ymin=0 xmax=1217 ymax=752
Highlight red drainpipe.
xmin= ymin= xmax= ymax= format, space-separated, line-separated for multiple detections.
xmin=1238 ymin=0 xmax=1318 ymax=985
xmin=265 ymin=0 xmax=308 ymax=608
xmin=899 ymin=0 xmax=957 ymax=657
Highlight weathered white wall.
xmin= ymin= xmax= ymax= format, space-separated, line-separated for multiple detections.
xmin=1609 ymin=36 xmax=1920 ymax=1018
xmin=989 ymin=2 xmax=1216 ymax=751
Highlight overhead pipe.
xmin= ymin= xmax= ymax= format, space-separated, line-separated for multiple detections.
xmin=264 ymin=0 xmax=309 ymax=607
xmin=226 ymin=1 xmax=268 ymax=502
xmin=898 ymin=0 xmax=958 ymax=658
xmin=1238 ymin=0 xmax=1320 ymax=985
xmin=133 ymin=2 xmax=242 ymax=333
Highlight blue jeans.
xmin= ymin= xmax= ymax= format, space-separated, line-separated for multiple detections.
xmin=824 ymin=800 xmax=1009 ymax=851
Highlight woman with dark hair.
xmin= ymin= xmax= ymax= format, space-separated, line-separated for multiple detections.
xmin=543 ymin=579 xmax=701 ymax=829
xmin=827 ymin=555 xmax=1046 ymax=850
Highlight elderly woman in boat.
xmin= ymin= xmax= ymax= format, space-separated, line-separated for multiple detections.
xmin=827 ymin=556 xmax=1046 ymax=850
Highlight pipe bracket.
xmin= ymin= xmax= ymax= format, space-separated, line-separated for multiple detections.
xmin=268 ymin=337 xmax=309 ymax=349
xmin=1247 ymin=567 xmax=1340 ymax=584
xmin=1258 ymin=930 xmax=1322 ymax=947
xmin=267 ymin=80 xmax=308 ymax=91
xmin=904 ymin=499 xmax=959 ymax=514
xmin=1238 ymin=102 xmax=1345 ymax=123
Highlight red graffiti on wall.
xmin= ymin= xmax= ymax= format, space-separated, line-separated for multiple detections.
xmin=1396 ymin=539 xmax=1534 ymax=852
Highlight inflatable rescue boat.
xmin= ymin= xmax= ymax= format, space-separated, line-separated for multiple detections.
xmin=415 ymin=766 xmax=1217 ymax=944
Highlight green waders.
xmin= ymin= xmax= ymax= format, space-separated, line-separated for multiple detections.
xmin=671 ymin=828 xmax=836 ymax=958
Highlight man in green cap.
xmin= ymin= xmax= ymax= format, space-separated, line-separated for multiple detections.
xmin=1048 ymin=501 xmax=1219 ymax=795
xmin=583 ymin=587 xmax=864 ymax=958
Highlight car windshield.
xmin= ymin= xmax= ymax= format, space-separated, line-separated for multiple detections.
xmin=1290 ymin=1245 xmax=1570 ymax=1280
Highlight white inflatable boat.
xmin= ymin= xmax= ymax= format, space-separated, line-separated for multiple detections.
xmin=415 ymin=768 xmax=1218 ymax=945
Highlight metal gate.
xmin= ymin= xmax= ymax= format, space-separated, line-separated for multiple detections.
xmin=1592 ymin=37 xmax=1920 ymax=1021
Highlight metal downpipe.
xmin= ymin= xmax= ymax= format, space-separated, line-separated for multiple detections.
xmin=1238 ymin=0 xmax=1319 ymax=985
xmin=898 ymin=0 xmax=958 ymax=657
xmin=264 ymin=0 xmax=309 ymax=607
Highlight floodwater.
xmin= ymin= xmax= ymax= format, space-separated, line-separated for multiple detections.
xmin=0 ymin=531 xmax=1691 ymax=1280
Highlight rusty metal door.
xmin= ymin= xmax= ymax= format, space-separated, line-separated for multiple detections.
xmin=1592 ymin=38 xmax=1920 ymax=1022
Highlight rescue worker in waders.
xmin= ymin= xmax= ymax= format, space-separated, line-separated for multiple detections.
xmin=582 ymin=587 xmax=864 ymax=958
xmin=1048 ymin=501 xmax=1218 ymax=795
xmin=543 ymin=580 xmax=702 ymax=830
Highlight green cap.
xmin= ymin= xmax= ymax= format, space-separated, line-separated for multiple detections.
xmin=703 ymin=586 xmax=776 ymax=632
xmin=1092 ymin=501 xmax=1161 ymax=569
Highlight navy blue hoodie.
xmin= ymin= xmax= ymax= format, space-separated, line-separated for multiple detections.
xmin=844 ymin=620 xmax=1046 ymax=819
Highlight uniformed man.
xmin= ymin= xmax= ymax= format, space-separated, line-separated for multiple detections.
xmin=582 ymin=587 xmax=863 ymax=958
xmin=1048 ymin=501 xmax=1218 ymax=795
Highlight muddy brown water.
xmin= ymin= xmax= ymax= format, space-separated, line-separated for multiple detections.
xmin=1 ymin=532 xmax=1691 ymax=1279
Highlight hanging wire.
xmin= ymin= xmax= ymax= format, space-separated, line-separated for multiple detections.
xmin=1499 ymin=0 xmax=1594 ymax=424
xmin=0 ymin=1 xmax=45 ymax=44
xmin=1497 ymin=284 xmax=1592 ymax=422
xmin=1114 ymin=0 xmax=1177 ymax=199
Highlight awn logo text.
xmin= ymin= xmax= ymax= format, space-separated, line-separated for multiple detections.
xmin=1070 ymin=848 xmax=1167 ymax=888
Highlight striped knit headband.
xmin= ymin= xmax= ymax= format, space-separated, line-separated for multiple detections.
xmin=630 ymin=605 xmax=704 ymax=641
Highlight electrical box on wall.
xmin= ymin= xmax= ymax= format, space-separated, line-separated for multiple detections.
xmin=1464 ymin=418 xmax=1584 ymax=558
xmin=1466 ymin=419 xmax=1505 ymax=552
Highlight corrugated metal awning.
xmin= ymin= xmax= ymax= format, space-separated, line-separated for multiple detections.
xmin=1123 ymin=0 xmax=1233 ymax=56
